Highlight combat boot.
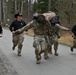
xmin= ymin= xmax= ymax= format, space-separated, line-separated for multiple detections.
xmin=71 ymin=47 xmax=73 ymax=52
xmin=12 ymin=45 xmax=15 ymax=50
xmin=36 ymin=56 xmax=41 ymax=64
xmin=54 ymin=50 xmax=59 ymax=56
xmin=44 ymin=55 xmax=49 ymax=60
xmin=54 ymin=53 xmax=59 ymax=56
xmin=18 ymin=52 xmax=21 ymax=56
xmin=36 ymin=60 xmax=40 ymax=64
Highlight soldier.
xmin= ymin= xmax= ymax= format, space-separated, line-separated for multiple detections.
xmin=15 ymin=15 xmax=51 ymax=64
xmin=49 ymin=24 xmax=69 ymax=56
xmin=0 ymin=24 xmax=3 ymax=37
xmin=43 ymin=11 xmax=61 ymax=39
xmin=71 ymin=24 xmax=76 ymax=52
xmin=9 ymin=13 xmax=26 ymax=56
xmin=43 ymin=11 xmax=69 ymax=56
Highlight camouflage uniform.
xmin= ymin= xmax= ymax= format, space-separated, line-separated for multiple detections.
xmin=9 ymin=13 xmax=26 ymax=56
xmin=16 ymin=18 xmax=51 ymax=64
xmin=71 ymin=36 xmax=76 ymax=52
xmin=48 ymin=24 xmax=69 ymax=56
xmin=71 ymin=24 xmax=76 ymax=52
xmin=43 ymin=11 xmax=69 ymax=56
xmin=12 ymin=33 xmax=24 ymax=55
xmin=43 ymin=11 xmax=61 ymax=39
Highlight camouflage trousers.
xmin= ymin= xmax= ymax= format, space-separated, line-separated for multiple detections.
xmin=45 ymin=35 xmax=58 ymax=54
xmin=33 ymin=35 xmax=48 ymax=61
xmin=72 ymin=36 xmax=76 ymax=48
xmin=12 ymin=33 xmax=24 ymax=53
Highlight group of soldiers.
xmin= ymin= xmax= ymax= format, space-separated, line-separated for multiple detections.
xmin=7 ymin=10 xmax=76 ymax=64
xmin=0 ymin=9 xmax=76 ymax=65
xmin=9 ymin=11 xmax=71 ymax=64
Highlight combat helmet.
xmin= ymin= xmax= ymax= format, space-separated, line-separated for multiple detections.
xmin=37 ymin=15 xmax=46 ymax=24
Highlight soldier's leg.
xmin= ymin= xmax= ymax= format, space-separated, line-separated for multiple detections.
xmin=35 ymin=49 xmax=41 ymax=64
xmin=41 ymin=41 xmax=49 ymax=59
xmin=71 ymin=43 xmax=76 ymax=52
xmin=54 ymin=40 xmax=59 ymax=56
xmin=50 ymin=45 xmax=52 ymax=54
xmin=71 ymin=42 xmax=74 ymax=52
xmin=18 ymin=36 xmax=24 ymax=56
xmin=48 ymin=44 xmax=52 ymax=54
xmin=33 ymin=39 xmax=41 ymax=64
xmin=12 ymin=35 xmax=18 ymax=50
xmin=44 ymin=49 xmax=49 ymax=59
xmin=71 ymin=37 xmax=76 ymax=52
xmin=12 ymin=43 xmax=17 ymax=50
xmin=48 ymin=37 xmax=54 ymax=54
xmin=18 ymin=43 xmax=23 ymax=56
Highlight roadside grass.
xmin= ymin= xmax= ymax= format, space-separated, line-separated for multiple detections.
xmin=25 ymin=29 xmax=34 ymax=36
xmin=58 ymin=32 xmax=73 ymax=46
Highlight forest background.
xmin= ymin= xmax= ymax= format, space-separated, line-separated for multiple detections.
xmin=0 ymin=0 xmax=76 ymax=46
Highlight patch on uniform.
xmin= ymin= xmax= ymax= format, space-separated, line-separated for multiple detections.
xmin=21 ymin=23 xmax=23 ymax=26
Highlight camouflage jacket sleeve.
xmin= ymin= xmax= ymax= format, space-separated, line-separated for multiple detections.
xmin=56 ymin=24 xmax=69 ymax=31
xmin=17 ymin=20 xmax=34 ymax=32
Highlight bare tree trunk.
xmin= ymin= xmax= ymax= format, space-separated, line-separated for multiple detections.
xmin=28 ymin=0 xmax=33 ymax=21
xmin=15 ymin=0 xmax=17 ymax=13
xmin=48 ymin=0 xmax=51 ymax=11
xmin=3 ymin=0 xmax=6 ymax=24
xmin=28 ymin=0 xmax=31 ymax=21
xmin=18 ymin=0 xmax=21 ymax=12
xmin=25 ymin=0 xmax=29 ymax=22
xmin=69 ymin=0 xmax=73 ymax=24
xmin=21 ymin=0 xmax=24 ymax=14
xmin=58 ymin=0 xmax=60 ymax=15
xmin=0 ymin=0 xmax=1 ymax=21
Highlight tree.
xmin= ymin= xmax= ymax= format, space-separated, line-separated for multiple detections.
xmin=32 ymin=0 xmax=48 ymax=13
xmin=28 ymin=0 xmax=33 ymax=21
xmin=33 ymin=0 xmax=58 ymax=13
xmin=37 ymin=0 xmax=48 ymax=13
xmin=51 ymin=0 xmax=58 ymax=13
xmin=48 ymin=0 xmax=51 ymax=11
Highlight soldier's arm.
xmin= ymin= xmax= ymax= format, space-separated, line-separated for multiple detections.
xmin=15 ymin=20 xmax=34 ymax=33
xmin=56 ymin=24 xmax=69 ymax=31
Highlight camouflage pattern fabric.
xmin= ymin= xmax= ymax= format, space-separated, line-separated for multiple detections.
xmin=47 ymin=23 xmax=69 ymax=55
xmin=16 ymin=20 xmax=51 ymax=64
xmin=72 ymin=36 xmax=76 ymax=48
xmin=33 ymin=35 xmax=48 ymax=60
xmin=12 ymin=33 xmax=24 ymax=53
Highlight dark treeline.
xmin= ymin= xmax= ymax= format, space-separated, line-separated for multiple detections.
xmin=0 ymin=0 xmax=76 ymax=27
